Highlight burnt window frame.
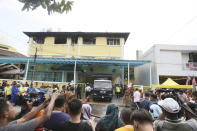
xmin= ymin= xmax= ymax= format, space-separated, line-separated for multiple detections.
xmin=33 ymin=37 xmax=45 ymax=44
xmin=189 ymin=53 xmax=197 ymax=62
xmin=71 ymin=37 xmax=78 ymax=45
xmin=54 ymin=37 xmax=67 ymax=44
xmin=83 ymin=37 xmax=96 ymax=45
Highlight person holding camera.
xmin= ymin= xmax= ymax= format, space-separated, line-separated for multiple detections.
xmin=0 ymin=93 xmax=58 ymax=131
xmin=154 ymin=98 xmax=194 ymax=131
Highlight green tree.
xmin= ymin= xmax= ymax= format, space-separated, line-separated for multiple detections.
xmin=18 ymin=0 xmax=73 ymax=15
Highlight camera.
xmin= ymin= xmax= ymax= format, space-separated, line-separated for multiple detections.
xmin=22 ymin=93 xmax=42 ymax=106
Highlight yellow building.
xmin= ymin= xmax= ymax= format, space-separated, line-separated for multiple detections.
xmin=0 ymin=32 xmax=151 ymax=86
xmin=0 ymin=44 xmax=25 ymax=57
xmin=0 ymin=44 xmax=16 ymax=52
xmin=21 ymin=32 xmax=138 ymax=84
xmin=24 ymin=32 xmax=129 ymax=59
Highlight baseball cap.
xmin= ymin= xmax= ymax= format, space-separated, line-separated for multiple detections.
xmin=158 ymin=98 xmax=181 ymax=114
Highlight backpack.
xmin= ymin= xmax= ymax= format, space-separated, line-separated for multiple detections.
xmin=156 ymin=120 xmax=194 ymax=131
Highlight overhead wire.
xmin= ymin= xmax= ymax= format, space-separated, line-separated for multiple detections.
xmin=168 ymin=15 xmax=197 ymax=41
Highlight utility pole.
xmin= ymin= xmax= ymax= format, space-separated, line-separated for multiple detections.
xmin=31 ymin=47 xmax=38 ymax=83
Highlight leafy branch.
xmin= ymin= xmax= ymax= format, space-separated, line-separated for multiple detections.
xmin=18 ymin=0 xmax=73 ymax=15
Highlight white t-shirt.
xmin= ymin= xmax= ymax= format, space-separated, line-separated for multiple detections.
xmin=85 ymin=86 xmax=91 ymax=92
xmin=133 ymin=91 xmax=141 ymax=102
xmin=82 ymin=104 xmax=92 ymax=120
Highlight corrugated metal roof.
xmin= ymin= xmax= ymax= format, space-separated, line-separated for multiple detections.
xmin=0 ymin=56 xmax=151 ymax=67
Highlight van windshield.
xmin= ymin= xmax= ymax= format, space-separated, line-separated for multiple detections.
xmin=94 ymin=81 xmax=112 ymax=88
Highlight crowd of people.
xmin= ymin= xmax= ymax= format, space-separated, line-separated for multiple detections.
xmin=0 ymin=81 xmax=78 ymax=106
xmin=131 ymin=88 xmax=197 ymax=131
xmin=0 ymin=80 xmax=197 ymax=131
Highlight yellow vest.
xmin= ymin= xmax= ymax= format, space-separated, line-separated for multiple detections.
xmin=116 ymin=86 xmax=121 ymax=92
xmin=5 ymin=86 xmax=12 ymax=95
xmin=19 ymin=87 xmax=26 ymax=93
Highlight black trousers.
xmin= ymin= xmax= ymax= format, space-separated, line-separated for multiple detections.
xmin=77 ymin=92 xmax=81 ymax=99
xmin=86 ymin=92 xmax=90 ymax=98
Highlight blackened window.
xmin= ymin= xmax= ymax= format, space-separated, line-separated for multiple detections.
xmin=189 ymin=53 xmax=197 ymax=62
xmin=107 ymin=38 xmax=120 ymax=45
xmin=71 ymin=37 xmax=78 ymax=44
xmin=33 ymin=37 xmax=44 ymax=44
xmin=83 ymin=37 xmax=96 ymax=44
xmin=55 ymin=37 xmax=67 ymax=44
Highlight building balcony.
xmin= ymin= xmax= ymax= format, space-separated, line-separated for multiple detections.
xmin=28 ymin=43 xmax=123 ymax=59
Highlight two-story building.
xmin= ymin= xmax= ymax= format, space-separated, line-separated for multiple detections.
xmin=26 ymin=32 xmax=127 ymax=59
xmin=135 ymin=44 xmax=197 ymax=86
xmin=0 ymin=32 xmax=150 ymax=86
xmin=21 ymin=32 xmax=150 ymax=85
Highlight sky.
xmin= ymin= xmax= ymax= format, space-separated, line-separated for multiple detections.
xmin=0 ymin=0 xmax=197 ymax=59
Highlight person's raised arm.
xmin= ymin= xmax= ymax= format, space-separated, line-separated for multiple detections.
xmin=8 ymin=93 xmax=58 ymax=131
xmin=34 ymin=93 xmax=58 ymax=127
xmin=17 ymin=99 xmax=49 ymax=123
xmin=17 ymin=93 xmax=58 ymax=124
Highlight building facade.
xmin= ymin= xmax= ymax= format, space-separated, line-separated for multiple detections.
xmin=135 ymin=44 xmax=197 ymax=86
xmin=0 ymin=44 xmax=16 ymax=52
xmin=24 ymin=32 xmax=133 ymax=84
xmin=0 ymin=44 xmax=25 ymax=57
xmin=25 ymin=32 xmax=129 ymax=59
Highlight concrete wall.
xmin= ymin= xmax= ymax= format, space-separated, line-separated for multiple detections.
xmin=135 ymin=46 xmax=157 ymax=86
xmin=182 ymin=53 xmax=189 ymax=64
xmin=157 ymin=50 xmax=183 ymax=76
xmin=135 ymin=44 xmax=197 ymax=86
xmin=157 ymin=50 xmax=197 ymax=77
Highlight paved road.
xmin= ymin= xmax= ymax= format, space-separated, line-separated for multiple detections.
xmin=91 ymin=104 xmax=126 ymax=118
xmin=88 ymin=97 xmax=124 ymax=106
xmin=11 ymin=86 xmax=128 ymax=115
xmin=14 ymin=96 xmax=131 ymax=118
xmin=14 ymin=104 xmax=126 ymax=116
